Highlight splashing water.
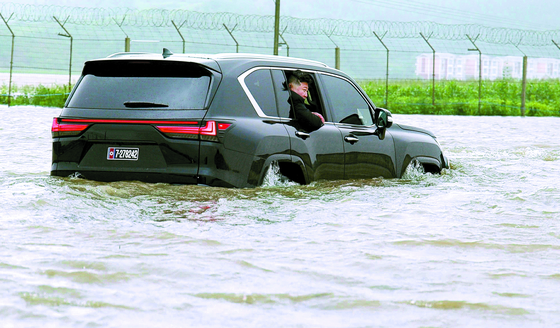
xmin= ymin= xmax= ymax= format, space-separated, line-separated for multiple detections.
xmin=401 ymin=159 xmax=426 ymax=180
xmin=260 ymin=161 xmax=299 ymax=187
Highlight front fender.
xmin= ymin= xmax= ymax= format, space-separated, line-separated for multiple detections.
xmin=390 ymin=127 xmax=446 ymax=177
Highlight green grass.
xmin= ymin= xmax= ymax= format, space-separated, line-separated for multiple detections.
xmin=360 ymin=79 xmax=560 ymax=116
xmin=1 ymin=84 xmax=69 ymax=108
xmin=2 ymin=79 xmax=560 ymax=117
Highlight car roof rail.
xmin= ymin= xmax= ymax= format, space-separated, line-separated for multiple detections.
xmin=105 ymin=51 xmax=329 ymax=68
xmin=106 ymin=52 xmax=152 ymax=58
xmin=207 ymin=53 xmax=329 ymax=67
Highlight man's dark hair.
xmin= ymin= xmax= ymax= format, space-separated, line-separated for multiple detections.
xmin=284 ymin=70 xmax=311 ymax=90
xmin=288 ymin=70 xmax=312 ymax=85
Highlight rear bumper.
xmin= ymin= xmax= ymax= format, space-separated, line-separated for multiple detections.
xmin=51 ymin=143 xmax=257 ymax=187
xmin=51 ymin=163 xmax=199 ymax=184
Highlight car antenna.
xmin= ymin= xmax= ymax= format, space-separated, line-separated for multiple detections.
xmin=162 ymin=48 xmax=173 ymax=59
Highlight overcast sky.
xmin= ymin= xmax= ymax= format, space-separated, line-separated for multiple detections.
xmin=3 ymin=0 xmax=560 ymax=31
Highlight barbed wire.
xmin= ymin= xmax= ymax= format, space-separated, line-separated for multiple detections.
xmin=2 ymin=3 xmax=560 ymax=46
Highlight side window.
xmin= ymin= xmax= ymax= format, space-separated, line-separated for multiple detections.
xmin=244 ymin=69 xmax=278 ymax=117
xmin=272 ymin=69 xmax=327 ymax=120
xmin=271 ymin=69 xmax=292 ymax=118
xmin=321 ymin=74 xmax=373 ymax=126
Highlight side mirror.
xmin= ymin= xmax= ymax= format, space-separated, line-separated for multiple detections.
xmin=374 ymin=107 xmax=393 ymax=140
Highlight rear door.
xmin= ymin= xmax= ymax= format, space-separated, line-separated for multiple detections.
xmin=271 ymin=69 xmax=345 ymax=182
xmin=318 ymin=73 xmax=397 ymax=179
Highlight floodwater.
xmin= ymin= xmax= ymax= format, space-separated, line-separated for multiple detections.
xmin=1 ymin=105 xmax=559 ymax=328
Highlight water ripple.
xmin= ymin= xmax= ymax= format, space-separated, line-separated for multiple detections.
xmin=1 ymin=107 xmax=560 ymax=327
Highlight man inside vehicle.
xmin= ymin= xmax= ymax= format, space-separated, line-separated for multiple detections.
xmin=287 ymin=70 xmax=324 ymax=132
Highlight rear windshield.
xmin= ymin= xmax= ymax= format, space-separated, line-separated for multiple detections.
xmin=67 ymin=60 xmax=212 ymax=110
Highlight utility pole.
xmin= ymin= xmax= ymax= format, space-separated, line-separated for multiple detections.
xmin=273 ymin=0 xmax=280 ymax=55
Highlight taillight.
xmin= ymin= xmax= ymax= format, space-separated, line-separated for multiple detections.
xmin=51 ymin=117 xmax=90 ymax=137
xmin=51 ymin=118 xmax=231 ymax=141
xmin=155 ymin=121 xmax=231 ymax=141
xmin=217 ymin=123 xmax=232 ymax=131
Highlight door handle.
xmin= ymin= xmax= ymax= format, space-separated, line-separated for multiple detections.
xmin=295 ymin=131 xmax=310 ymax=139
xmin=344 ymin=135 xmax=359 ymax=144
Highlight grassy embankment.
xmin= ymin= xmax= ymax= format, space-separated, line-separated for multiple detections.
xmin=0 ymin=84 xmax=69 ymax=108
xmin=361 ymin=79 xmax=560 ymax=116
xmin=2 ymin=79 xmax=560 ymax=116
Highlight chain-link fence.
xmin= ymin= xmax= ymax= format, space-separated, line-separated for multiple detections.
xmin=2 ymin=3 xmax=560 ymax=115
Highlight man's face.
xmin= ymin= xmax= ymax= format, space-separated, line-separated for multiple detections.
xmin=290 ymin=81 xmax=309 ymax=99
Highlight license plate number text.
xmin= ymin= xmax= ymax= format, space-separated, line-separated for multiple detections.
xmin=107 ymin=147 xmax=139 ymax=161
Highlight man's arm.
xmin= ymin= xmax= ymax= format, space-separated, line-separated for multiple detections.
xmin=289 ymin=91 xmax=324 ymax=132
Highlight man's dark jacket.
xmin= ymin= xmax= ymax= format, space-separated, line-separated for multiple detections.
xmin=288 ymin=90 xmax=324 ymax=132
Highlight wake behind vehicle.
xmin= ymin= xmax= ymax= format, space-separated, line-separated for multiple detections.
xmin=51 ymin=49 xmax=448 ymax=187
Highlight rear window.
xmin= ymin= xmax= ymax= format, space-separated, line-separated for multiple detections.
xmin=67 ymin=60 xmax=212 ymax=110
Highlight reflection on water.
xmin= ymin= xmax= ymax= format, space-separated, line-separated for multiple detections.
xmin=1 ymin=106 xmax=559 ymax=327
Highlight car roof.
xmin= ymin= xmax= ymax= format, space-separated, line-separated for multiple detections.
xmin=100 ymin=49 xmax=330 ymax=70
xmin=189 ymin=53 xmax=329 ymax=68
xmin=108 ymin=50 xmax=328 ymax=65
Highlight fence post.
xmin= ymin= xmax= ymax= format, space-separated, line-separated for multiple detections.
xmin=172 ymin=20 xmax=186 ymax=53
xmin=551 ymin=40 xmax=560 ymax=116
xmin=512 ymin=40 xmax=527 ymax=117
xmin=420 ymin=33 xmax=436 ymax=108
xmin=553 ymin=39 xmax=560 ymax=52
xmin=324 ymin=31 xmax=340 ymax=70
xmin=273 ymin=0 xmax=280 ymax=55
xmin=53 ymin=16 xmax=73 ymax=92
xmin=467 ymin=34 xmax=482 ymax=115
xmin=113 ymin=17 xmax=129 ymax=52
xmin=373 ymin=31 xmax=389 ymax=108
xmin=521 ymin=56 xmax=527 ymax=117
xmin=0 ymin=13 xmax=15 ymax=107
xmin=223 ymin=24 xmax=239 ymax=53
xmin=125 ymin=37 xmax=131 ymax=52
xmin=335 ymin=47 xmax=340 ymax=70
xmin=279 ymin=26 xmax=290 ymax=57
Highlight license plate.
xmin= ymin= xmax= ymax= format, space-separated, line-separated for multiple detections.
xmin=107 ymin=147 xmax=139 ymax=161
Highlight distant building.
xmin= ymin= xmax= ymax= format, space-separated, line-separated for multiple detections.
xmin=415 ymin=53 xmax=560 ymax=80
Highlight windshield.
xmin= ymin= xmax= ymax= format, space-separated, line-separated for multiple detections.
xmin=67 ymin=60 xmax=212 ymax=110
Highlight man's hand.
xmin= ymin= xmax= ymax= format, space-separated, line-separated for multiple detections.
xmin=312 ymin=112 xmax=325 ymax=123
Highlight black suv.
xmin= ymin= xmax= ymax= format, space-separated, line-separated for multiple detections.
xmin=51 ymin=50 xmax=449 ymax=188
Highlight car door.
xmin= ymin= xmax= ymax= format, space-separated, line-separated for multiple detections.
xmin=318 ymin=73 xmax=397 ymax=179
xmin=271 ymin=69 xmax=345 ymax=182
